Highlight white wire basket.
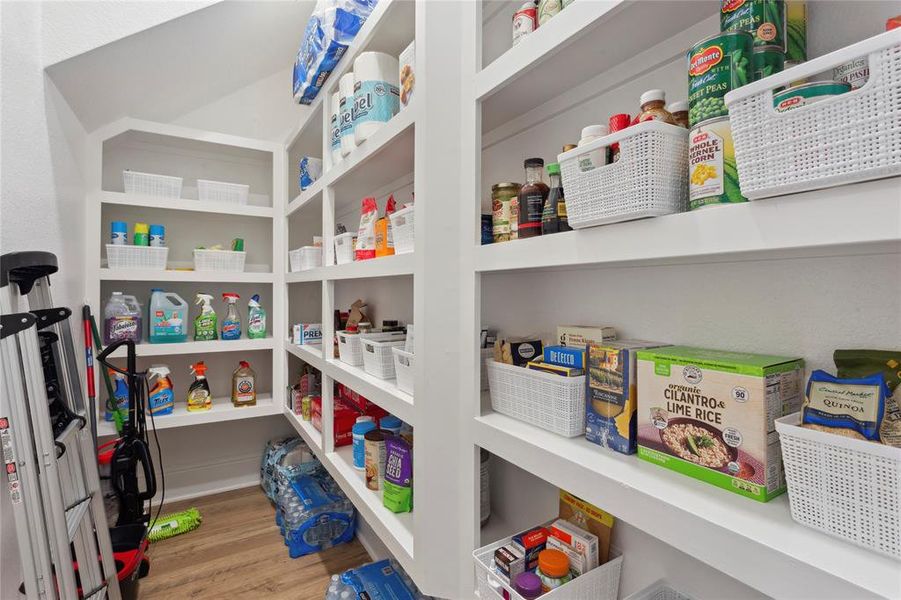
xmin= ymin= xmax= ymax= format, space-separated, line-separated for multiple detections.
xmin=193 ymin=249 xmax=247 ymax=272
xmin=724 ymin=29 xmax=901 ymax=200
xmin=474 ymin=533 xmax=622 ymax=600
xmin=197 ymin=179 xmax=250 ymax=205
xmin=485 ymin=359 xmax=586 ymax=437
xmin=361 ymin=336 xmax=407 ymax=380
xmin=775 ymin=413 xmax=901 ymax=560
xmin=558 ymin=121 xmax=688 ymax=229
xmin=389 ymin=205 xmax=414 ymax=255
xmin=105 ymin=245 xmax=168 ymax=270
xmin=334 ymin=232 xmax=356 ymax=265
xmin=123 ymin=170 xmax=183 ymax=199
xmin=623 ymin=580 xmax=696 ymax=600
xmin=289 ymin=246 xmax=322 ymax=272
xmin=392 ymin=347 xmax=414 ymax=394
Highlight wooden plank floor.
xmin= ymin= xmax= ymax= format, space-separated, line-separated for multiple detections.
xmin=139 ymin=486 xmax=370 ymax=599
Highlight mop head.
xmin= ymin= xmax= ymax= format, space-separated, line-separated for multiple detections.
xmin=148 ymin=508 xmax=202 ymax=543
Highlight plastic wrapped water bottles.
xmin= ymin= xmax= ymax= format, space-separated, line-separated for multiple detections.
xmin=337 ymin=559 xmax=432 ymax=600
xmin=276 ymin=466 xmax=356 ymax=558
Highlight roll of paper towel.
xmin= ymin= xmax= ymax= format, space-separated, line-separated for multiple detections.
xmin=353 ymin=52 xmax=400 ymax=145
xmin=330 ymin=91 xmax=342 ymax=165
xmin=339 ymin=72 xmax=356 ymax=157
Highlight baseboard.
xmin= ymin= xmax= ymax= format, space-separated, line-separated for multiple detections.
xmin=155 ymin=453 xmax=262 ymax=504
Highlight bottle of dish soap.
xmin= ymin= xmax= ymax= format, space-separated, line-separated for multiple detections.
xmin=106 ymin=370 xmax=129 ymax=423
xmin=221 ymin=293 xmax=242 ymax=340
xmin=147 ymin=365 xmax=174 ymax=416
xmin=247 ymin=294 xmax=267 ymax=339
xmin=231 ymin=361 xmax=257 ymax=407
xmin=186 ymin=361 xmax=212 ymax=411
xmin=149 ymin=289 xmax=188 ymax=344
xmin=194 ymin=293 xmax=218 ymax=341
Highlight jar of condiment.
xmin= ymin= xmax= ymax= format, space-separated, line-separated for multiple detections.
xmin=668 ymin=100 xmax=689 ymax=128
xmin=517 ymin=159 xmax=549 ymax=239
xmin=491 ymin=182 xmax=521 ymax=243
xmin=636 ymin=89 xmax=676 ymax=124
xmin=577 ymin=125 xmax=608 ymax=172
xmin=358 ymin=321 xmax=373 ymax=334
xmin=536 ymin=549 xmax=572 ymax=591
xmin=562 ymin=143 xmax=577 ymax=153
xmin=513 ymin=572 xmax=543 ymax=599
xmin=608 ymin=113 xmax=631 ymax=162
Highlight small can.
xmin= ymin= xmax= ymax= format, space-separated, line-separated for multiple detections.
xmin=752 ymin=46 xmax=784 ymax=82
xmin=481 ymin=214 xmax=493 ymax=245
xmin=231 ymin=237 xmax=245 ymax=252
xmin=833 ymin=58 xmax=869 ymax=90
xmin=149 ymin=224 xmax=166 ymax=247
xmin=133 ymin=222 xmax=149 ymax=247
xmin=364 ymin=429 xmax=387 ymax=491
xmin=491 ymin=182 xmax=521 ymax=243
xmin=688 ymin=31 xmax=754 ymax=127
xmin=773 ymin=81 xmax=851 ymax=113
xmin=721 ymin=0 xmax=786 ymax=51
xmin=111 ymin=221 xmax=128 ymax=245
xmin=785 ymin=0 xmax=806 ymax=62
xmin=689 ymin=116 xmax=747 ymax=210
xmin=512 ymin=3 xmax=537 ymax=46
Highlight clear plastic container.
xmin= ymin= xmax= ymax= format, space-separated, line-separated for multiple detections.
xmin=148 ymin=289 xmax=188 ymax=344
xmin=103 ymin=292 xmax=142 ymax=345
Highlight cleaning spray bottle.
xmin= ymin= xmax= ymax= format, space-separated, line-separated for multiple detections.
xmin=221 ymin=293 xmax=242 ymax=340
xmin=186 ymin=361 xmax=212 ymax=411
xmin=232 ymin=361 xmax=257 ymax=407
xmin=247 ymin=295 xmax=267 ymax=339
xmin=194 ymin=293 xmax=218 ymax=341
xmin=106 ymin=370 xmax=129 ymax=424
xmin=147 ymin=365 xmax=174 ymax=416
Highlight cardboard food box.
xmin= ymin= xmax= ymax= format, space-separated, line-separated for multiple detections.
xmin=544 ymin=345 xmax=586 ymax=369
xmin=557 ymin=325 xmax=617 ymax=347
xmin=526 ymin=360 xmax=583 ymax=377
xmin=511 ymin=526 xmax=548 ymax=572
xmin=636 ymin=346 xmax=803 ymax=502
xmin=549 ymin=519 xmax=598 ymax=573
xmin=493 ymin=544 xmax=524 ymax=583
xmin=495 ymin=339 xmax=543 ymax=366
xmin=546 ymin=535 xmax=588 ymax=576
xmin=558 ymin=491 xmax=614 ymax=564
xmin=292 ymin=323 xmax=322 ymax=345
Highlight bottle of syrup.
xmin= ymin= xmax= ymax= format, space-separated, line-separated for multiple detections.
xmin=541 ymin=162 xmax=571 ymax=234
xmin=518 ymin=158 xmax=548 ymax=239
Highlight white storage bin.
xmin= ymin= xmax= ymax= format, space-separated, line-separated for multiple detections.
xmin=624 ymin=580 xmax=696 ymax=600
xmin=485 ymin=359 xmax=585 ymax=437
xmin=197 ymin=179 xmax=250 ymax=205
xmin=337 ymin=330 xmax=404 ymax=367
xmin=105 ymin=245 xmax=168 ymax=270
xmin=404 ymin=323 xmax=414 ymax=354
xmin=392 ymin=347 xmax=414 ymax=394
xmin=725 ymin=29 xmax=901 ymax=200
xmin=123 ymin=170 xmax=183 ymax=199
xmin=775 ymin=412 xmax=901 ymax=560
xmin=389 ymin=205 xmax=414 ymax=255
xmin=479 ymin=348 xmax=494 ymax=391
xmin=361 ymin=336 xmax=407 ymax=380
xmin=334 ymin=232 xmax=356 ymax=265
xmin=558 ymin=121 xmax=688 ymax=229
xmin=289 ymin=246 xmax=322 ymax=272
xmin=474 ymin=534 xmax=622 ymax=600
xmin=193 ymin=249 xmax=247 ymax=272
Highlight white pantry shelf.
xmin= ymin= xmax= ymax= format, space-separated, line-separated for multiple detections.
xmin=97 ymin=393 xmax=280 ymax=437
xmin=287 ymin=178 xmax=324 ymax=216
xmin=286 ymin=342 xmax=324 ymax=370
xmin=325 ymin=358 xmax=414 ymax=425
xmin=99 ymin=190 xmax=274 ymax=218
xmin=476 ymin=179 xmax=901 ymax=273
xmin=100 ymin=268 xmax=275 ymax=283
xmin=286 ymin=252 xmax=414 ymax=283
xmin=284 ymin=406 xmax=323 ymax=453
xmin=107 ymin=336 xmax=274 ymax=358
xmin=473 ymin=410 xmax=901 ymax=600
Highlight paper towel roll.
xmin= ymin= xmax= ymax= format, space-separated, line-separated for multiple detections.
xmin=353 ymin=52 xmax=400 ymax=145
xmin=339 ymin=72 xmax=356 ymax=157
xmin=330 ymin=91 xmax=342 ymax=165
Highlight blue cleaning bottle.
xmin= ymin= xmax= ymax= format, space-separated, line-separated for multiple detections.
xmin=106 ymin=371 xmax=129 ymax=423
xmin=221 ymin=293 xmax=242 ymax=340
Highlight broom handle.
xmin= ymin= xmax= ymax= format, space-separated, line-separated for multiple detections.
xmin=90 ymin=313 xmax=116 ymax=401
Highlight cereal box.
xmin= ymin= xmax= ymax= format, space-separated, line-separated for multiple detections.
xmin=636 ymin=346 xmax=803 ymax=502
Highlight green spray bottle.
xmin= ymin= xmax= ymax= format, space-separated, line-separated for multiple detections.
xmin=247 ymin=294 xmax=267 ymax=339
xmin=194 ymin=293 xmax=218 ymax=341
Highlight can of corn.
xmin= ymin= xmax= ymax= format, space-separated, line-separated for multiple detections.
xmin=773 ymin=81 xmax=851 ymax=113
xmin=689 ymin=116 xmax=747 ymax=210
xmin=721 ymin=0 xmax=786 ymax=51
xmin=688 ymin=31 xmax=754 ymax=127
xmin=752 ymin=46 xmax=785 ymax=82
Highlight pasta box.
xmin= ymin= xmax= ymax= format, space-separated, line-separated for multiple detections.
xmin=636 ymin=346 xmax=803 ymax=502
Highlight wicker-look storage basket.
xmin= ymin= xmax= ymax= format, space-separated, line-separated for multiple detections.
xmin=106 ymin=245 xmax=168 ymax=270
xmin=334 ymin=232 xmax=356 ymax=265
xmin=558 ymin=121 xmax=688 ymax=229
xmin=775 ymin=412 xmax=901 ymax=560
xmin=197 ymin=179 xmax=250 ymax=205
xmin=623 ymin=580 xmax=696 ymax=600
xmin=474 ymin=534 xmax=622 ymax=600
xmin=479 ymin=348 xmax=494 ymax=391
xmin=724 ymin=29 xmax=901 ymax=200
xmin=193 ymin=249 xmax=246 ymax=272
xmin=389 ymin=205 xmax=414 ymax=255
xmin=123 ymin=170 xmax=182 ymax=199
xmin=361 ymin=337 xmax=407 ymax=380
xmin=485 ymin=359 xmax=586 ymax=437
xmin=336 ymin=331 xmax=404 ymax=367
xmin=392 ymin=347 xmax=414 ymax=394
xmin=289 ymin=246 xmax=322 ymax=272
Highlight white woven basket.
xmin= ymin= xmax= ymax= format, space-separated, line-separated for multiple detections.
xmin=558 ymin=121 xmax=688 ymax=229
xmin=485 ymin=359 xmax=586 ymax=437
xmin=389 ymin=205 xmax=414 ymax=255
xmin=334 ymin=232 xmax=356 ymax=265
xmin=361 ymin=337 xmax=407 ymax=380
xmin=724 ymin=29 xmax=901 ymax=200
xmin=775 ymin=412 xmax=901 ymax=560
xmin=193 ymin=249 xmax=246 ymax=272
xmin=337 ymin=331 xmax=364 ymax=366
xmin=479 ymin=348 xmax=494 ymax=391
xmin=474 ymin=534 xmax=622 ymax=600
xmin=197 ymin=179 xmax=250 ymax=205
xmin=105 ymin=245 xmax=168 ymax=270
xmin=623 ymin=580 xmax=696 ymax=600
xmin=289 ymin=246 xmax=322 ymax=272
xmin=392 ymin=347 xmax=414 ymax=394
xmin=123 ymin=170 xmax=182 ymax=199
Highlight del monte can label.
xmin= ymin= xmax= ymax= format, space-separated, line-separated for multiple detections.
xmin=688 ymin=31 xmax=753 ymax=127
xmin=721 ymin=0 xmax=786 ymax=51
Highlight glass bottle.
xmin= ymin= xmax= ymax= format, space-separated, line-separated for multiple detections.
xmin=541 ymin=163 xmax=570 ymax=234
xmin=518 ymin=158 xmax=548 ymax=239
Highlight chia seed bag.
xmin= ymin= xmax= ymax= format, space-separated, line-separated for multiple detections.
xmin=382 ymin=436 xmax=412 ymax=513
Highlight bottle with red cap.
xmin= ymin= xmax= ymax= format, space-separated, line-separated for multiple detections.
xmin=608 ymin=113 xmax=631 ymax=162
xmin=232 ymin=360 xmax=257 ymax=407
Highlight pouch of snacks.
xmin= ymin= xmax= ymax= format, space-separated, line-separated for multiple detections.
xmin=834 ymin=349 xmax=901 ymax=447
xmin=382 ymin=436 xmax=412 ymax=513
xmin=802 ymin=370 xmax=891 ymax=443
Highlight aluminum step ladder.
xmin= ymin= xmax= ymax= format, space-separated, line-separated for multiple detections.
xmin=1 ymin=251 xmax=121 ymax=600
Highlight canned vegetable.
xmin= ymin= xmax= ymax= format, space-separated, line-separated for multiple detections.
xmin=785 ymin=0 xmax=807 ymax=62
xmin=689 ymin=116 xmax=747 ymax=210
xmin=721 ymin=0 xmax=786 ymax=51
xmin=753 ymin=46 xmax=785 ymax=81
xmin=688 ymin=31 xmax=754 ymax=127
xmin=773 ymin=81 xmax=851 ymax=113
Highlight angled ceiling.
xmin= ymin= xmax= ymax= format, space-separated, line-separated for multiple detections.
xmin=46 ymin=0 xmax=315 ymax=133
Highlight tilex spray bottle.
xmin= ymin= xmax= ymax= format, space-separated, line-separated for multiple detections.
xmin=194 ymin=293 xmax=218 ymax=341
xmin=147 ymin=365 xmax=174 ymax=416
xmin=247 ymin=294 xmax=267 ymax=339
xmin=186 ymin=361 xmax=212 ymax=411
xmin=221 ymin=293 xmax=242 ymax=340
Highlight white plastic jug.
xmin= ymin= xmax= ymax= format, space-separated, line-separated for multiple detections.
xmin=149 ymin=289 xmax=188 ymax=344
xmin=103 ymin=292 xmax=142 ymax=345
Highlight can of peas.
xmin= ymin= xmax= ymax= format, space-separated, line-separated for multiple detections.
xmin=721 ymin=0 xmax=786 ymax=51
xmin=752 ymin=46 xmax=785 ymax=82
xmin=688 ymin=31 xmax=754 ymax=127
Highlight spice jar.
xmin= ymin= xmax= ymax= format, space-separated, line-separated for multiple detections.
xmin=517 ymin=159 xmax=548 ymax=239
xmin=668 ymin=100 xmax=689 ymax=128
xmin=536 ymin=549 xmax=572 ymax=592
xmin=636 ymin=89 xmax=676 ymax=124
xmin=491 ymin=182 xmax=521 ymax=243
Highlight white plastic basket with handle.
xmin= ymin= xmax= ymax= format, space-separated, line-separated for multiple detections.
xmin=105 ymin=245 xmax=168 ymax=270
xmin=334 ymin=232 xmax=356 ymax=265
xmin=623 ymin=580 xmax=697 ymax=600
xmin=197 ymin=179 xmax=250 ymax=205
xmin=289 ymin=246 xmax=322 ymax=272
xmin=485 ymin=359 xmax=586 ymax=437
xmin=724 ymin=29 xmax=901 ymax=200
xmin=193 ymin=249 xmax=246 ymax=272
xmin=361 ymin=337 xmax=407 ymax=379
xmin=337 ymin=331 xmax=364 ymax=366
xmin=775 ymin=412 xmax=901 ymax=560
xmin=474 ymin=532 xmax=622 ymax=600
xmin=389 ymin=205 xmax=414 ymax=255
xmin=123 ymin=170 xmax=183 ymax=199
xmin=558 ymin=121 xmax=688 ymax=229
xmin=392 ymin=347 xmax=414 ymax=394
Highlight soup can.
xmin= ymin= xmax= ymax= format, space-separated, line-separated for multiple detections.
xmin=752 ymin=46 xmax=785 ymax=82
xmin=491 ymin=182 xmax=521 ymax=243
xmin=689 ymin=116 xmax=747 ymax=210
xmin=688 ymin=31 xmax=754 ymax=127
xmin=721 ymin=0 xmax=786 ymax=51
xmin=773 ymin=81 xmax=851 ymax=113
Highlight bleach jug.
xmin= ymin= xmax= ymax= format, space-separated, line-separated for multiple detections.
xmin=149 ymin=289 xmax=188 ymax=344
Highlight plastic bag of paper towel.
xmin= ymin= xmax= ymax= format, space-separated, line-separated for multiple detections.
xmin=293 ymin=0 xmax=378 ymax=105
